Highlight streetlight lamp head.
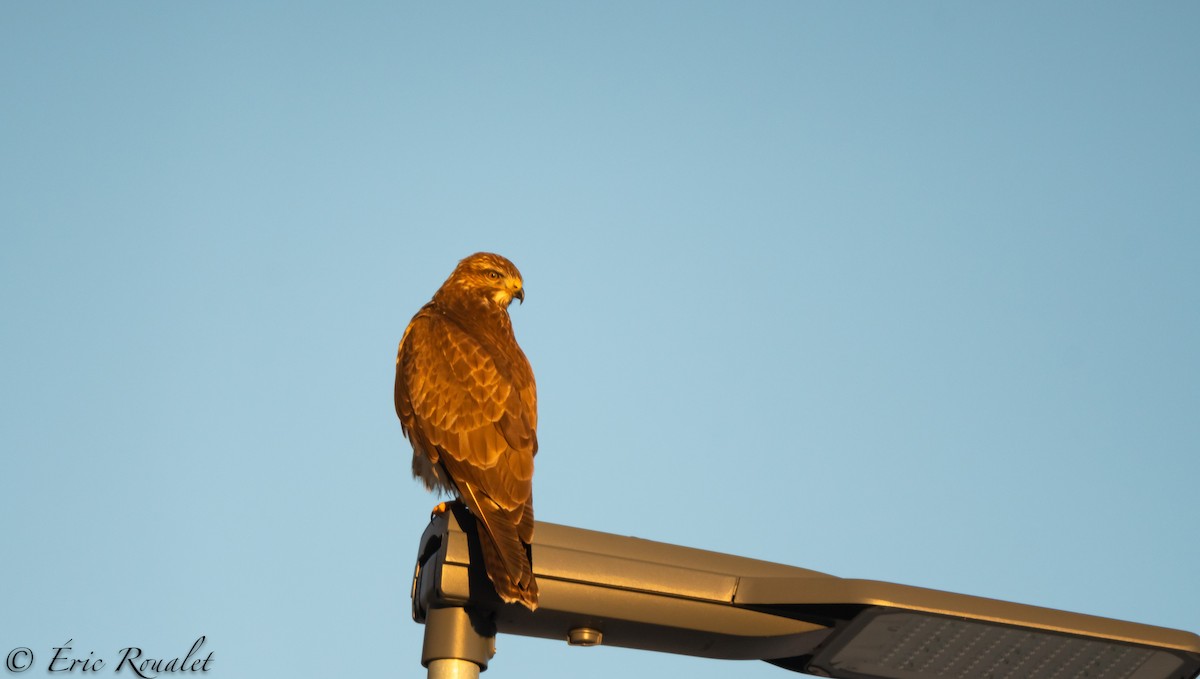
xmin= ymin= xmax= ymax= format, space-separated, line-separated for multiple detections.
xmin=413 ymin=504 xmax=1200 ymax=679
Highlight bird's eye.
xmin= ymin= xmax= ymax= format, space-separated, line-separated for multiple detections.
xmin=487 ymin=270 xmax=501 ymax=280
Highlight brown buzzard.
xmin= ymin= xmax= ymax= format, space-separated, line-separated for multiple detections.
xmin=394 ymin=252 xmax=539 ymax=609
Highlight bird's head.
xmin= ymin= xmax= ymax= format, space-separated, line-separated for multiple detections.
xmin=443 ymin=252 xmax=526 ymax=309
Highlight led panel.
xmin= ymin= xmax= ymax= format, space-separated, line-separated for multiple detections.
xmin=807 ymin=608 xmax=1195 ymax=679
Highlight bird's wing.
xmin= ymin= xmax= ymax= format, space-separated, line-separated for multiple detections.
xmin=397 ymin=308 xmax=535 ymax=485
xmin=395 ymin=307 xmax=538 ymax=606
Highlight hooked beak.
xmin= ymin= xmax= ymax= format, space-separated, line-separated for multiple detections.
xmin=513 ymin=288 xmax=524 ymax=304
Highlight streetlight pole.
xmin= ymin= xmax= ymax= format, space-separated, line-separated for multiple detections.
xmin=421 ymin=606 xmax=494 ymax=679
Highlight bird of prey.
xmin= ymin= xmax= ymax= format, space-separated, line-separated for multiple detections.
xmin=394 ymin=252 xmax=539 ymax=610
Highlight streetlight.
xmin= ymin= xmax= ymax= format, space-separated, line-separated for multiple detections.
xmin=412 ymin=503 xmax=1200 ymax=679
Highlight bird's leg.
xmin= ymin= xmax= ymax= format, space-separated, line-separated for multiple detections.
xmin=430 ymin=501 xmax=449 ymax=518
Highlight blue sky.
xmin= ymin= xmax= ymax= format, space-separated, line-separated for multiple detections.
xmin=2 ymin=4 xmax=1197 ymax=678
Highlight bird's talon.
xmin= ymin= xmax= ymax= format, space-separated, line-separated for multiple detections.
xmin=430 ymin=501 xmax=449 ymax=518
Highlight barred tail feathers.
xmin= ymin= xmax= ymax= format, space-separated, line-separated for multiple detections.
xmin=456 ymin=485 xmax=538 ymax=610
